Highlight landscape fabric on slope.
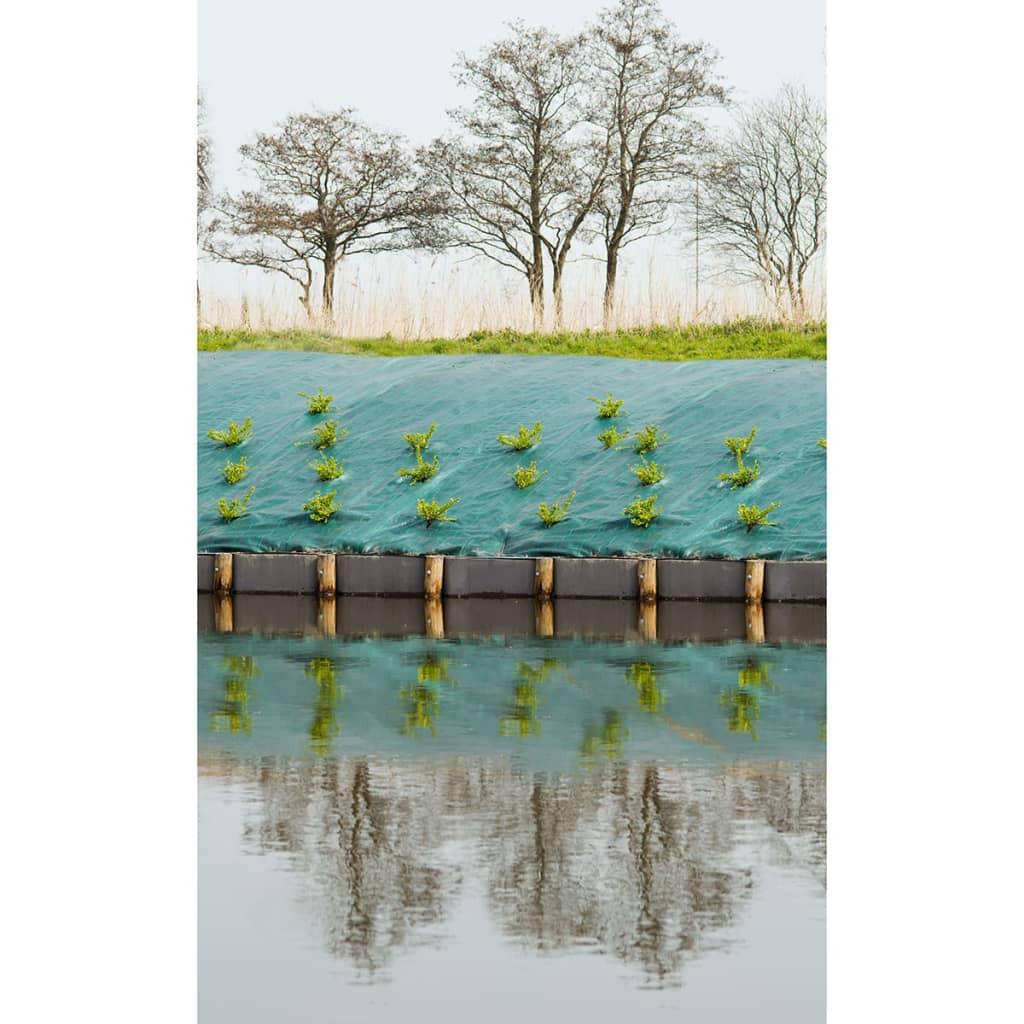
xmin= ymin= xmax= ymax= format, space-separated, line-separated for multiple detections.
xmin=199 ymin=352 xmax=825 ymax=559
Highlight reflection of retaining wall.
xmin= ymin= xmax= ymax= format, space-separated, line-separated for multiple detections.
xmin=198 ymin=553 xmax=825 ymax=603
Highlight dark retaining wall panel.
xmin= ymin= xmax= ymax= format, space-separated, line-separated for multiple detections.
xmin=198 ymin=554 xmax=215 ymax=593
xmin=764 ymin=602 xmax=827 ymax=644
xmin=658 ymin=600 xmax=747 ymax=643
xmin=555 ymin=598 xmax=640 ymax=640
xmin=337 ymin=555 xmax=424 ymax=596
xmin=443 ymin=557 xmax=535 ymax=597
xmin=764 ymin=561 xmax=827 ymax=603
xmin=233 ymin=553 xmax=319 ymax=594
xmin=233 ymin=594 xmax=321 ymax=634
xmin=336 ymin=596 xmax=424 ymax=636
xmin=444 ymin=597 xmax=535 ymax=637
xmin=658 ymin=559 xmax=746 ymax=601
xmin=553 ymin=558 xmax=638 ymax=599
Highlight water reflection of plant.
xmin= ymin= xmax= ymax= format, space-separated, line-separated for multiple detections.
xmin=627 ymin=661 xmax=665 ymax=714
xmin=580 ymin=709 xmax=629 ymax=764
xmin=306 ymin=657 xmax=343 ymax=756
xmin=720 ymin=658 xmax=776 ymax=741
xmin=209 ymin=655 xmax=258 ymax=734
xmin=400 ymin=655 xmax=455 ymax=736
xmin=499 ymin=659 xmax=563 ymax=738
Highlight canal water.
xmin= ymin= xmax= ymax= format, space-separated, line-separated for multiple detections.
xmin=199 ymin=630 xmax=825 ymax=1021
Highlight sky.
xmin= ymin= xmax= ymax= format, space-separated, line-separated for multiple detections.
xmin=198 ymin=0 xmax=826 ymax=325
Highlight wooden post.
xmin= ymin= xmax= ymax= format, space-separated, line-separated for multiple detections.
xmin=534 ymin=557 xmax=554 ymax=598
xmin=213 ymin=593 xmax=234 ymax=633
xmin=638 ymin=600 xmax=657 ymax=641
xmin=424 ymin=555 xmax=444 ymax=599
xmin=424 ymin=596 xmax=445 ymax=639
xmin=318 ymin=595 xmax=337 ymax=636
xmin=535 ymin=598 xmax=554 ymax=638
xmin=213 ymin=553 xmax=233 ymax=595
xmin=317 ymin=554 xmax=336 ymax=596
xmin=745 ymin=601 xmax=765 ymax=644
xmin=638 ymin=558 xmax=657 ymax=603
xmin=745 ymin=559 xmax=765 ymax=603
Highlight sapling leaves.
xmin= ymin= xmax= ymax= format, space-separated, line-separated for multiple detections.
xmin=399 ymin=449 xmax=440 ymax=483
xmin=310 ymin=454 xmax=343 ymax=481
xmin=223 ymin=456 xmax=248 ymax=485
xmin=298 ymin=388 xmax=335 ymax=414
xmin=597 ymin=426 xmax=631 ymax=449
xmin=719 ymin=459 xmax=760 ymax=489
xmin=587 ymin=393 xmax=625 ymax=418
xmin=404 ymin=422 xmax=437 ymax=451
xmin=207 ymin=418 xmax=253 ymax=447
xmin=498 ymin=422 xmax=543 ymax=451
xmin=624 ymin=494 xmax=661 ymax=527
xmin=513 ymin=459 xmax=546 ymax=488
xmin=537 ymin=491 xmax=576 ymax=527
xmin=303 ymin=490 xmax=340 ymax=523
xmin=633 ymin=424 xmax=669 ymax=455
xmin=417 ymin=497 xmax=460 ymax=526
xmin=218 ymin=485 xmax=255 ymax=522
xmin=630 ymin=457 xmax=665 ymax=485
xmin=737 ymin=501 xmax=781 ymax=532
xmin=295 ymin=420 xmax=347 ymax=450
xmin=724 ymin=427 xmax=758 ymax=458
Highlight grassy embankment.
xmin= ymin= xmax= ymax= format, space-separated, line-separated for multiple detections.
xmin=198 ymin=318 xmax=826 ymax=361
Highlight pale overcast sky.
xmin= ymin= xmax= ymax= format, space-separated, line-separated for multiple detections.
xmin=198 ymin=0 xmax=825 ymax=327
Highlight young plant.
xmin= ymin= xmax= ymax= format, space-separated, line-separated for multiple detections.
xmin=512 ymin=459 xmax=547 ymax=489
xmin=417 ymin=497 xmax=460 ymax=527
xmin=295 ymin=420 xmax=347 ymax=450
xmin=818 ymin=437 xmax=827 ymax=450
xmin=403 ymin=422 xmax=437 ymax=451
xmin=624 ymin=494 xmax=662 ymax=527
xmin=398 ymin=449 xmax=440 ymax=484
xmin=298 ymin=388 xmax=335 ymax=414
xmin=719 ymin=459 xmax=761 ymax=489
xmin=587 ymin=392 xmax=625 ymax=418
xmin=597 ymin=425 xmax=631 ymax=450
xmin=537 ymin=490 xmax=576 ymax=527
xmin=303 ymin=490 xmax=340 ymax=523
xmin=633 ymin=424 xmax=669 ymax=455
xmin=497 ymin=421 xmax=543 ymax=451
xmin=737 ymin=501 xmax=781 ymax=532
xmin=207 ymin=417 xmax=253 ymax=447
xmin=724 ymin=426 xmax=758 ymax=458
xmin=223 ymin=455 xmax=248 ymax=485
xmin=218 ymin=485 xmax=254 ymax=522
xmin=309 ymin=454 xmax=343 ymax=481
xmin=630 ymin=457 xmax=665 ymax=485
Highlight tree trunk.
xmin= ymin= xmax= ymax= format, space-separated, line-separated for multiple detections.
xmin=322 ymin=250 xmax=336 ymax=320
xmin=529 ymin=262 xmax=545 ymax=333
xmin=552 ymin=261 xmax=565 ymax=330
xmin=603 ymin=250 xmax=619 ymax=330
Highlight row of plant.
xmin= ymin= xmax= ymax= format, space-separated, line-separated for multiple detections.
xmin=206 ymin=386 xmax=824 ymax=531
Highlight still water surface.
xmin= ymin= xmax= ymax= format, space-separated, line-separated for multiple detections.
xmin=199 ymin=633 xmax=825 ymax=1022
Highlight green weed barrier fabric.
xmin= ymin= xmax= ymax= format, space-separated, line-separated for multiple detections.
xmin=199 ymin=352 xmax=825 ymax=558
xmin=199 ymin=633 xmax=826 ymax=771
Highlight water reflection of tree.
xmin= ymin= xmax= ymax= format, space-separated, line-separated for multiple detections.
xmin=208 ymin=656 xmax=258 ymax=734
xmin=720 ymin=657 xmax=777 ymax=741
xmin=627 ymin=661 xmax=665 ymax=714
xmin=399 ymin=655 xmax=455 ymax=736
xmin=206 ymin=753 xmax=824 ymax=986
xmin=500 ymin=659 xmax=563 ymax=738
xmin=580 ymin=709 xmax=629 ymax=765
xmin=305 ymin=658 xmax=343 ymax=756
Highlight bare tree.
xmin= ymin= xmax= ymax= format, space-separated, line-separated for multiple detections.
xmin=206 ymin=109 xmax=443 ymax=321
xmin=421 ymin=23 xmax=606 ymax=331
xmin=197 ymin=90 xmax=213 ymax=323
xmin=701 ymin=84 xmax=826 ymax=318
xmin=588 ymin=0 xmax=726 ymax=326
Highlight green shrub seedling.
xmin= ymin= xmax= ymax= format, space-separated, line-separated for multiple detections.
xmin=298 ymin=388 xmax=335 ymax=414
xmin=207 ymin=417 xmax=253 ymax=447
xmin=633 ymin=424 xmax=669 ymax=455
xmin=223 ymin=456 xmax=248 ymax=485
xmin=737 ymin=501 xmax=781 ymax=532
xmin=624 ymin=494 xmax=662 ymax=528
xmin=537 ymin=490 xmax=576 ymax=527
xmin=513 ymin=459 xmax=546 ymax=488
xmin=295 ymin=420 xmax=347 ymax=450
xmin=218 ymin=485 xmax=255 ymax=522
xmin=818 ymin=437 xmax=827 ymax=450
xmin=310 ymin=454 xmax=343 ymax=481
xmin=399 ymin=448 xmax=440 ymax=484
xmin=497 ymin=422 xmax=543 ymax=451
xmin=630 ymin=457 xmax=665 ymax=485
xmin=719 ymin=459 xmax=760 ymax=489
xmin=303 ymin=490 xmax=340 ymax=523
xmin=417 ymin=497 xmax=460 ymax=527
xmin=404 ymin=422 xmax=437 ymax=451
xmin=587 ymin=393 xmax=625 ymax=418
xmin=597 ymin=425 xmax=631 ymax=450
xmin=724 ymin=426 xmax=758 ymax=458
